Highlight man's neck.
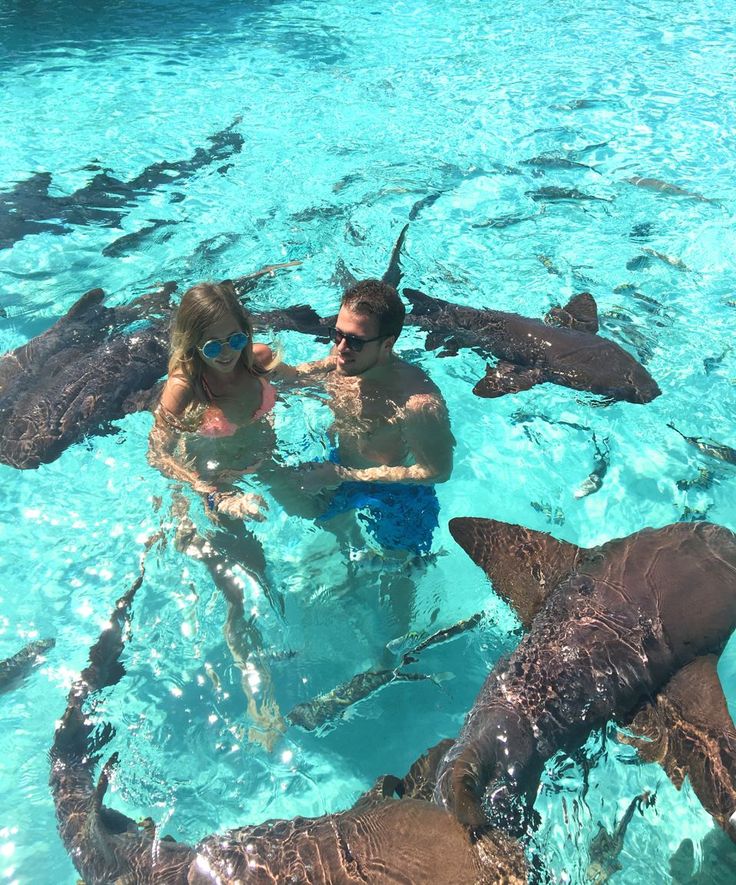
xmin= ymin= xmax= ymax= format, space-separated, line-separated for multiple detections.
xmin=354 ymin=353 xmax=400 ymax=385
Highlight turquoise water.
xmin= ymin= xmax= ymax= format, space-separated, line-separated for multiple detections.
xmin=2 ymin=0 xmax=736 ymax=881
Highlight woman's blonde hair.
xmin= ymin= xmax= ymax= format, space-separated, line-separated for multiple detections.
xmin=169 ymin=281 xmax=260 ymax=392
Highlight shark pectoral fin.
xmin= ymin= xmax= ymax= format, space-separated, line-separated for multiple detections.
xmin=544 ymin=291 xmax=600 ymax=333
xmin=438 ymin=337 xmax=462 ymax=357
xmin=403 ymin=287 xmax=440 ymax=315
xmin=401 ymin=739 xmax=455 ymax=801
xmin=424 ymin=331 xmax=450 ymax=352
xmin=621 ymin=655 xmax=736 ymax=838
xmin=472 ymin=363 xmax=543 ymax=399
xmin=283 ymin=303 xmax=324 ymax=333
xmin=352 ymin=774 xmax=404 ymax=811
xmin=122 ymin=381 xmax=164 ymax=414
xmin=330 ymin=257 xmax=358 ymax=290
xmin=448 ymin=518 xmax=582 ymax=627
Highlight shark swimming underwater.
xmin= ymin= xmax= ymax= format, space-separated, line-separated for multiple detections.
xmin=0 ymin=262 xmax=319 ymax=469
xmin=0 ymin=638 xmax=54 ymax=694
xmin=50 ymin=566 xmax=528 ymax=884
xmin=434 ymin=518 xmax=736 ymax=843
xmin=0 ymin=285 xmax=172 ymax=469
xmin=403 ymin=288 xmax=661 ymax=404
xmin=0 ymin=119 xmax=245 ymax=251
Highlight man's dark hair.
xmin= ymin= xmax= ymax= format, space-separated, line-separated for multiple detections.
xmin=341 ymin=278 xmax=405 ymax=340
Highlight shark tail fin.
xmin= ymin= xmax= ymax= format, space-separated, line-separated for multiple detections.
xmin=544 ymin=292 xmax=599 ymax=333
xmin=448 ymin=517 xmax=582 ymax=627
xmin=382 ymin=223 xmax=409 ymax=289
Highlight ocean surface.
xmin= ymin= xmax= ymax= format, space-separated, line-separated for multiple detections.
xmin=1 ymin=0 xmax=735 ymax=881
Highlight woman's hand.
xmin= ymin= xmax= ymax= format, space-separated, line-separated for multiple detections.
xmin=212 ymin=491 xmax=269 ymax=522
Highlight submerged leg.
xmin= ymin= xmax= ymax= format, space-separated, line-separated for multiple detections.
xmin=172 ymin=495 xmax=286 ymax=751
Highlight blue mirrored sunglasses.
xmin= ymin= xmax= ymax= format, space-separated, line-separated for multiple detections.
xmin=199 ymin=331 xmax=249 ymax=359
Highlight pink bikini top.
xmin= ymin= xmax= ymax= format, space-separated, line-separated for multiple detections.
xmin=198 ymin=375 xmax=277 ymax=438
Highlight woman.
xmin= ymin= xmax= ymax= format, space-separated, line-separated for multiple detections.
xmin=149 ymin=280 xmax=287 ymax=750
xmin=150 ymin=279 xmax=282 ymax=519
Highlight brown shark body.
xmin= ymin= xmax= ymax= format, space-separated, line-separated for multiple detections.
xmin=50 ymin=567 xmax=527 ymax=884
xmin=403 ymin=288 xmax=661 ymax=404
xmin=435 ymin=518 xmax=736 ymax=837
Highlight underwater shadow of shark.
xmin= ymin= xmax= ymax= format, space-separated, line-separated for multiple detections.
xmin=49 ymin=562 xmax=527 ymax=884
xmin=403 ymin=288 xmax=661 ymax=404
xmin=434 ymin=517 xmax=736 ymax=843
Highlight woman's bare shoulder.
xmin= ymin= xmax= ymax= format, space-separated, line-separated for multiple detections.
xmin=159 ymin=371 xmax=196 ymax=416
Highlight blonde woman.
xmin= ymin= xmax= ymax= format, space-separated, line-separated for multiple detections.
xmin=149 ymin=280 xmax=288 ymax=750
xmin=150 ymin=279 xmax=285 ymax=519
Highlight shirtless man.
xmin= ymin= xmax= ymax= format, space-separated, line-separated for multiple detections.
xmin=286 ymin=278 xmax=455 ymax=559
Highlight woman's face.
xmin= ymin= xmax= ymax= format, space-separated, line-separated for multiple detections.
xmin=196 ymin=314 xmax=249 ymax=374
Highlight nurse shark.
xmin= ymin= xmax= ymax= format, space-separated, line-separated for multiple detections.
xmin=403 ymin=287 xmax=661 ymax=404
xmin=49 ymin=565 xmax=527 ymax=884
xmin=0 ymin=262 xmax=318 ymax=469
xmin=434 ymin=517 xmax=736 ymax=844
xmin=0 ymin=638 xmax=55 ymax=694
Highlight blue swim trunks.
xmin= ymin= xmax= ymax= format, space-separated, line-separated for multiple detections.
xmin=317 ymin=481 xmax=440 ymax=556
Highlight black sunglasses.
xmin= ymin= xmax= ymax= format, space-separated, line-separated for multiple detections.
xmin=328 ymin=327 xmax=384 ymax=352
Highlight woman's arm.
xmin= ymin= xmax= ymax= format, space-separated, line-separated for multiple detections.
xmin=147 ymin=376 xmax=214 ymax=495
xmin=148 ymin=376 xmax=266 ymax=520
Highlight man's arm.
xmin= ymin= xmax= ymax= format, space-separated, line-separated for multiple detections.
xmin=341 ymin=393 xmax=454 ymax=484
xmin=272 ymin=354 xmax=336 ymax=382
xmin=299 ymin=392 xmax=454 ymax=491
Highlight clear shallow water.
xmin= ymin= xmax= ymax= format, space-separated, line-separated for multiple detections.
xmin=1 ymin=0 xmax=736 ymax=881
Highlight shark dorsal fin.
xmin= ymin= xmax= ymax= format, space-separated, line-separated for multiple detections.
xmin=382 ymin=223 xmax=409 ymax=289
xmin=66 ymin=288 xmax=106 ymax=320
xmin=544 ymin=292 xmax=599 ymax=334
xmin=449 ymin=517 xmax=583 ymax=627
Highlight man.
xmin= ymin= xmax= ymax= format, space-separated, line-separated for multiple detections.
xmin=292 ymin=277 xmax=455 ymax=559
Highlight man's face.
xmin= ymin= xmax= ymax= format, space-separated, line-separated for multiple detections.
xmin=332 ymin=307 xmax=393 ymax=376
